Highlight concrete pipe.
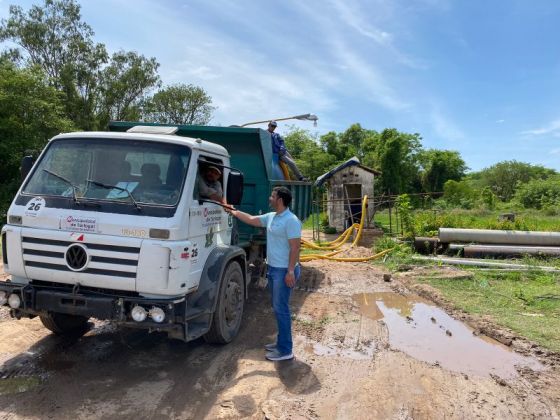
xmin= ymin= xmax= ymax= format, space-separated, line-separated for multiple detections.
xmin=461 ymin=245 xmax=560 ymax=259
xmin=439 ymin=228 xmax=560 ymax=247
xmin=412 ymin=255 xmax=560 ymax=272
xmin=413 ymin=237 xmax=440 ymax=254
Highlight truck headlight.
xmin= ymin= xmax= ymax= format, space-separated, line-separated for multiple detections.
xmin=0 ymin=291 xmax=7 ymax=306
xmin=131 ymin=305 xmax=147 ymax=322
xmin=149 ymin=307 xmax=165 ymax=323
xmin=8 ymin=293 xmax=21 ymax=309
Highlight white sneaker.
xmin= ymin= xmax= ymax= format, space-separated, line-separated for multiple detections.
xmin=265 ymin=349 xmax=294 ymax=361
xmin=264 ymin=342 xmax=277 ymax=351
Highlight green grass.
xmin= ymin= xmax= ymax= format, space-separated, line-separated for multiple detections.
xmin=370 ymin=234 xmax=560 ymax=352
xmin=302 ymin=215 xmax=315 ymax=229
xmin=415 ymin=269 xmax=560 ymax=352
xmin=371 ymin=207 xmax=560 ymax=238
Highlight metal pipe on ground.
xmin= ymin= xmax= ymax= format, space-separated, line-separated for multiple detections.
xmin=439 ymin=228 xmax=560 ymax=246
xmin=413 ymin=237 xmax=440 ymax=254
xmin=448 ymin=244 xmax=560 ymax=259
xmin=412 ymin=255 xmax=560 ymax=272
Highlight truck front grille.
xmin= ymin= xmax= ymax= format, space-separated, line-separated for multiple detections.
xmin=22 ymin=236 xmax=140 ymax=279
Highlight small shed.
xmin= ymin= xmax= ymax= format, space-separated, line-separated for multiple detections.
xmin=315 ymin=157 xmax=381 ymax=232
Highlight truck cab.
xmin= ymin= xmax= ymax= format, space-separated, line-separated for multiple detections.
xmin=1 ymin=127 xmax=251 ymax=342
xmin=1 ymin=123 xmax=312 ymax=343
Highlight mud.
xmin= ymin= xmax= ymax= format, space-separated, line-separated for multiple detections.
xmin=355 ymin=292 xmax=543 ymax=378
xmin=1 ymin=256 xmax=560 ymax=419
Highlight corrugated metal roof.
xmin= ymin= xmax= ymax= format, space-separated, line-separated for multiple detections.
xmin=315 ymin=156 xmax=381 ymax=187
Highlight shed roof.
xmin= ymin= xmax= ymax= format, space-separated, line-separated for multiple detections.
xmin=315 ymin=156 xmax=381 ymax=187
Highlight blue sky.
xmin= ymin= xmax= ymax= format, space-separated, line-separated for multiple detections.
xmin=2 ymin=0 xmax=560 ymax=171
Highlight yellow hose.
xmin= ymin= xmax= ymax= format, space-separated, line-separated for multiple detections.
xmin=301 ymin=195 xmax=393 ymax=262
xmin=279 ymin=160 xmax=292 ymax=180
xmin=301 ymin=248 xmax=393 ymax=262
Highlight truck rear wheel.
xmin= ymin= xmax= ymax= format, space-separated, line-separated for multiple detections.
xmin=204 ymin=261 xmax=244 ymax=344
xmin=40 ymin=313 xmax=90 ymax=336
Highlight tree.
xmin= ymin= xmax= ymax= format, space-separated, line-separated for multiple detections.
xmin=0 ymin=0 xmax=108 ymax=129
xmin=98 ymin=51 xmax=160 ymax=125
xmin=473 ymin=160 xmax=557 ymax=201
xmin=319 ymin=131 xmax=346 ymax=161
xmin=442 ymin=180 xmax=476 ymax=207
xmin=0 ymin=60 xmax=74 ymax=215
xmin=419 ymin=149 xmax=467 ymax=193
xmin=318 ymin=124 xmax=379 ymax=165
xmin=284 ymin=127 xmax=336 ymax=181
xmin=375 ymin=129 xmax=421 ymax=195
xmin=142 ymin=83 xmax=214 ymax=125
xmin=0 ymin=0 xmax=161 ymax=130
xmin=0 ymin=0 xmax=103 ymax=85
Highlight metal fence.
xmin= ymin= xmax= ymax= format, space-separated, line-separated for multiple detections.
xmin=310 ymin=190 xmax=443 ymax=240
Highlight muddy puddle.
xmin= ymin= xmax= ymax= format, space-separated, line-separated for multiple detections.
xmin=353 ymin=292 xmax=543 ymax=379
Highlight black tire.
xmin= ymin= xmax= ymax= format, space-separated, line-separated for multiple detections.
xmin=204 ymin=261 xmax=244 ymax=344
xmin=40 ymin=312 xmax=90 ymax=336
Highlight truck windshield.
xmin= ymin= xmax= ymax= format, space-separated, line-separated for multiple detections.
xmin=23 ymin=138 xmax=190 ymax=206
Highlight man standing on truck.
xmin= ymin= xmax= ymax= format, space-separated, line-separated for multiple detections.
xmin=267 ymin=121 xmax=307 ymax=181
xmin=228 ymin=186 xmax=301 ymax=361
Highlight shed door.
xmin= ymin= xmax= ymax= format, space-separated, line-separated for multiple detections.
xmin=344 ymin=184 xmax=362 ymax=225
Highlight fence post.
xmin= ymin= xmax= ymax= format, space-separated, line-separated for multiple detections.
xmin=388 ymin=203 xmax=392 ymax=234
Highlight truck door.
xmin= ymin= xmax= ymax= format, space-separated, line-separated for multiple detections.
xmin=188 ymin=157 xmax=229 ymax=278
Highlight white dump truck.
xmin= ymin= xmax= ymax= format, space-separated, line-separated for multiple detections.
xmin=0 ymin=123 xmax=312 ymax=343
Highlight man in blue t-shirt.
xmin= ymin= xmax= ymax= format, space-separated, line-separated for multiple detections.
xmin=228 ymin=186 xmax=302 ymax=361
xmin=267 ymin=121 xmax=307 ymax=181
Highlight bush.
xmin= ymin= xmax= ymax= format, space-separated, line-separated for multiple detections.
xmin=515 ymin=176 xmax=560 ymax=209
xmin=396 ymin=194 xmax=415 ymax=238
xmin=373 ymin=236 xmax=414 ymax=269
xmin=480 ymin=186 xmax=497 ymax=210
xmin=321 ymin=226 xmax=337 ymax=234
xmin=443 ymin=180 xmax=477 ymax=208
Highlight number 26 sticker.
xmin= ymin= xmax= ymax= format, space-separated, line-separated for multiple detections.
xmin=25 ymin=197 xmax=45 ymax=217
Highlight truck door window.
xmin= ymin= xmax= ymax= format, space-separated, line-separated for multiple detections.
xmin=195 ymin=159 xmax=224 ymax=203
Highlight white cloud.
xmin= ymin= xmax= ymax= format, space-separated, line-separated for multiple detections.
xmin=79 ymin=0 xmax=338 ymax=128
xmin=521 ymin=119 xmax=560 ymax=137
xmin=328 ymin=40 xmax=410 ymax=111
xmin=329 ymin=0 xmax=393 ymax=46
xmin=549 ymin=148 xmax=560 ymax=156
xmin=496 ymin=119 xmax=505 ymax=123
xmin=327 ymin=0 xmax=428 ymax=69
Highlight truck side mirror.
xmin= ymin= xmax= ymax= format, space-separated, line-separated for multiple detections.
xmin=226 ymin=171 xmax=244 ymax=205
xmin=20 ymin=156 xmax=35 ymax=182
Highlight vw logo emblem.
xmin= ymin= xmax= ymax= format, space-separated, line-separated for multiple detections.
xmin=65 ymin=244 xmax=89 ymax=271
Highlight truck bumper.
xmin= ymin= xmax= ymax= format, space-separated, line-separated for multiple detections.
xmin=0 ymin=281 xmax=189 ymax=339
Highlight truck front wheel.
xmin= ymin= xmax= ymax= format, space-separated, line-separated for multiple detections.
xmin=40 ymin=313 xmax=90 ymax=336
xmin=204 ymin=261 xmax=244 ymax=344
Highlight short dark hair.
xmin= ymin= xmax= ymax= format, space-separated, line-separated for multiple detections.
xmin=273 ymin=186 xmax=292 ymax=207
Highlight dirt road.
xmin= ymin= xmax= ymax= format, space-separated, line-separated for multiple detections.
xmin=1 ymin=255 xmax=559 ymax=419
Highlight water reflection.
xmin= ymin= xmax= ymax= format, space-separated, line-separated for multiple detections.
xmin=352 ymin=292 xmax=543 ymax=378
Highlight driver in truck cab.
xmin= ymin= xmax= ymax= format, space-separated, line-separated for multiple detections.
xmin=198 ymin=165 xmax=226 ymax=204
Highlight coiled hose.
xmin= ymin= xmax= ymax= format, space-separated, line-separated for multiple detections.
xmin=301 ymin=195 xmax=393 ymax=262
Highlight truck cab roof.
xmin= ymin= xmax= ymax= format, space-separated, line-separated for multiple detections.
xmin=51 ymin=131 xmax=230 ymax=159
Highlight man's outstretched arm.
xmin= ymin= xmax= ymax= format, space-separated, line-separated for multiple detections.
xmin=230 ymin=209 xmax=263 ymax=227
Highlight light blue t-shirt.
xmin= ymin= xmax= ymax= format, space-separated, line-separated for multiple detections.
xmin=258 ymin=208 xmax=302 ymax=268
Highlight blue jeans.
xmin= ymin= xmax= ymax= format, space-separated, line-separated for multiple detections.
xmin=267 ymin=265 xmax=301 ymax=355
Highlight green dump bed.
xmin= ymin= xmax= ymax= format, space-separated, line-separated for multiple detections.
xmin=108 ymin=121 xmax=312 ymax=246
